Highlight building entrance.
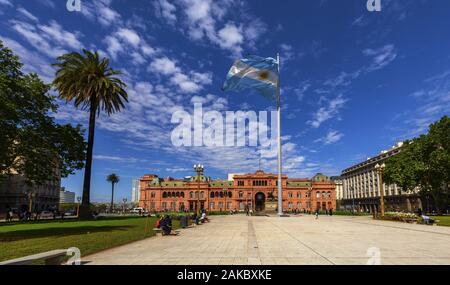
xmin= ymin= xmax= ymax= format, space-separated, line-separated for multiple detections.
xmin=255 ymin=192 xmax=265 ymax=212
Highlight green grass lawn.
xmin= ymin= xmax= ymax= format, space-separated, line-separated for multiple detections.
xmin=435 ymin=216 xmax=450 ymax=227
xmin=0 ymin=216 xmax=179 ymax=262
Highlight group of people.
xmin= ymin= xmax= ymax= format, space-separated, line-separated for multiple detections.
xmin=156 ymin=215 xmax=178 ymax=236
xmin=156 ymin=209 xmax=211 ymax=235
xmin=315 ymin=208 xmax=333 ymax=219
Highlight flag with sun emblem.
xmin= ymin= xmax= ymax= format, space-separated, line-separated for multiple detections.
xmin=222 ymin=55 xmax=279 ymax=100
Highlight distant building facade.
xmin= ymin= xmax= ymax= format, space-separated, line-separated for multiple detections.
xmin=131 ymin=178 xmax=140 ymax=203
xmin=139 ymin=169 xmax=336 ymax=213
xmin=330 ymin=176 xmax=344 ymax=201
xmin=59 ymin=188 xmax=75 ymax=204
xmin=341 ymin=142 xmax=422 ymax=213
xmin=0 ymin=170 xmax=61 ymax=213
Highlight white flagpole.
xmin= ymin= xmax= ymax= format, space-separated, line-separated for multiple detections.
xmin=276 ymin=53 xmax=283 ymax=216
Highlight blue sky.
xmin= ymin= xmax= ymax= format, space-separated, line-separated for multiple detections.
xmin=1 ymin=0 xmax=449 ymax=202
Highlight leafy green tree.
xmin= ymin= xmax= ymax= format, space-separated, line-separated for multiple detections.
xmin=53 ymin=50 xmax=128 ymax=219
xmin=384 ymin=116 xmax=450 ymax=214
xmin=107 ymin=173 xmax=120 ymax=213
xmin=0 ymin=40 xmax=86 ymax=186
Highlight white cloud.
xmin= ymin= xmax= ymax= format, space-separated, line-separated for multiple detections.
xmin=0 ymin=36 xmax=55 ymax=82
xmin=363 ymin=44 xmax=397 ymax=71
xmin=315 ymin=130 xmax=344 ymax=145
xmin=37 ymin=0 xmax=55 ymax=9
xmin=154 ymin=0 xmax=177 ymax=24
xmin=149 ymin=57 xmax=212 ymax=93
xmin=175 ymin=0 xmax=266 ymax=55
xmin=116 ymin=28 xmax=141 ymax=47
xmin=309 ymin=95 xmax=348 ymax=128
xmin=39 ymin=20 xmax=83 ymax=50
xmin=150 ymin=57 xmax=180 ymax=75
xmin=0 ymin=0 xmax=13 ymax=7
xmin=217 ymin=23 xmax=243 ymax=54
xmin=103 ymin=27 xmax=154 ymax=63
xmin=17 ymin=7 xmax=38 ymax=22
xmin=80 ymin=0 xmax=121 ymax=26
xmin=9 ymin=20 xmax=68 ymax=58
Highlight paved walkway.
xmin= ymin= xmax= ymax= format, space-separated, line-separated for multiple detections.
xmin=84 ymin=215 xmax=450 ymax=265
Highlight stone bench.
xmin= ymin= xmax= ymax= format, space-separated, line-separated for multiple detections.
xmin=152 ymin=228 xmax=163 ymax=237
xmin=0 ymin=249 xmax=68 ymax=265
xmin=152 ymin=228 xmax=181 ymax=236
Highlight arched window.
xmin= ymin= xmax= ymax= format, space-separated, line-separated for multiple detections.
xmin=322 ymin=192 xmax=326 ymax=198
xmin=327 ymin=192 xmax=332 ymax=199
xmin=297 ymin=192 xmax=301 ymax=198
xmin=228 ymin=192 xmax=232 ymax=198
xmin=239 ymin=191 xmax=243 ymax=198
xmin=316 ymin=192 xmax=320 ymax=198
xmin=219 ymin=192 xmax=224 ymax=198
xmin=200 ymin=191 xmax=204 ymax=199
xmin=210 ymin=192 xmax=215 ymax=198
xmin=162 ymin=192 xmax=167 ymax=198
xmin=176 ymin=192 xmax=180 ymax=197
xmin=288 ymin=192 xmax=293 ymax=198
xmin=151 ymin=192 xmax=156 ymax=198
xmin=189 ymin=191 xmax=194 ymax=199
xmin=181 ymin=192 xmax=185 ymax=198
xmin=215 ymin=191 xmax=219 ymax=198
xmin=172 ymin=192 xmax=176 ymax=197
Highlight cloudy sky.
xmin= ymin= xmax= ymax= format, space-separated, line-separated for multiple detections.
xmin=1 ymin=0 xmax=449 ymax=202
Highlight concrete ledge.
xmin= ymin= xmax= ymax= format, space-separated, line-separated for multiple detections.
xmin=0 ymin=249 xmax=68 ymax=265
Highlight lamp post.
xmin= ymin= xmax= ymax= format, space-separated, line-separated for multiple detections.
xmin=26 ymin=191 xmax=36 ymax=214
xmin=374 ymin=163 xmax=386 ymax=217
xmin=77 ymin=196 xmax=81 ymax=217
xmin=122 ymin=198 xmax=127 ymax=214
xmin=194 ymin=164 xmax=204 ymax=216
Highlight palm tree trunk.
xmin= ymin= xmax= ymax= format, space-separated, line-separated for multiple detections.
xmin=110 ymin=183 xmax=115 ymax=213
xmin=79 ymin=99 xmax=97 ymax=219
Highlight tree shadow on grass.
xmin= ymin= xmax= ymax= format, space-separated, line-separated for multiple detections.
xmin=0 ymin=225 xmax=134 ymax=242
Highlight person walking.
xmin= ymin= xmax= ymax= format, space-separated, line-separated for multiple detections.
xmin=315 ymin=209 xmax=319 ymax=220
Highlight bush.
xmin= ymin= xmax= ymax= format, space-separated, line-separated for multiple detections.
xmin=331 ymin=210 xmax=370 ymax=216
xmin=379 ymin=212 xmax=418 ymax=222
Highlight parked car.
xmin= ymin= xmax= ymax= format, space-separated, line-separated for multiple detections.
xmin=130 ymin=207 xmax=143 ymax=214
xmin=64 ymin=210 xmax=76 ymax=216
xmin=40 ymin=211 xmax=54 ymax=219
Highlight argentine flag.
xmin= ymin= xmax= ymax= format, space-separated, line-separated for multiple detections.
xmin=222 ymin=55 xmax=279 ymax=100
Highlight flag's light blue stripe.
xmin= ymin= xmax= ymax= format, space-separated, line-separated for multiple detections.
xmin=223 ymin=74 xmax=277 ymax=99
xmin=222 ymin=55 xmax=279 ymax=100
xmin=228 ymin=60 xmax=278 ymax=86
xmin=240 ymin=55 xmax=278 ymax=74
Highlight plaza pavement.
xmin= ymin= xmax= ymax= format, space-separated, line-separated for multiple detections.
xmin=83 ymin=215 xmax=450 ymax=265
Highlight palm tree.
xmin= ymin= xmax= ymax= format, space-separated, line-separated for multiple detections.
xmin=53 ymin=50 xmax=128 ymax=219
xmin=107 ymin=173 xmax=120 ymax=213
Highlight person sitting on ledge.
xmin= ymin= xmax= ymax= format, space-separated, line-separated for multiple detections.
xmin=200 ymin=210 xmax=210 ymax=223
xmin=421 ymin=214 xmax=435 ymax=225
xmin=160 ymin=215 xmax=179 ymax=235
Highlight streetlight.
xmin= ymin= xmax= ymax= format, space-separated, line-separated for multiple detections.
xmin=374 ymin=163 xmax=386 ymax=217
xmin=25 ymin=191 xmax=35 ymax=214
xmin=193 ymin=164 xmax=204 ymax=216
xmin=77 ymin=196 xmax=81 ymax=217
xmin=123 ymin=198 xmax=128 ymax=214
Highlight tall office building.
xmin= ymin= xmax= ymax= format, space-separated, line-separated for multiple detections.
xmin=131 ymin=178 xmax=140 ymax=203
